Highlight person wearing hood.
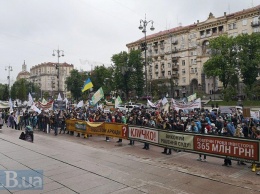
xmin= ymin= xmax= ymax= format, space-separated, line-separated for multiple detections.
xmin=226 ymin=120 xmax=235 ymax=136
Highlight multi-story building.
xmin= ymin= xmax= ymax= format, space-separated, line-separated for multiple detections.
xmin=30 ymin=62 xmax=74 ymax=97
xmin=126 ymin=5 xmax=260 ymax=98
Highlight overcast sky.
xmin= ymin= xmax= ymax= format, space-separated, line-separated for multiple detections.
xmin=1 ymin=0 xmax=259 ymax=85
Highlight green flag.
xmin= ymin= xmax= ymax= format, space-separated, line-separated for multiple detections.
xmin=91 ymin=87 xmax=104 ymax=105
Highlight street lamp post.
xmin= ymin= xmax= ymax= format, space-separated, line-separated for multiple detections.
xmin=52 ymin=48 xmax=64 ymax=94
xmin=138 ymin=15 xmax=155 ymax=96
xmin=232 ymin=46 xmax=243 ymax=106
xmin=5 ymin=65 xmax=13 ymax=97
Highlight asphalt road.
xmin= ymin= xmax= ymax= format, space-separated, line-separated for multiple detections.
xmin=0 ymin=126 xmax=259 ymax=194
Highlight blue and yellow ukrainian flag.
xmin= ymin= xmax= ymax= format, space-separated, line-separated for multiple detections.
xmin=82 ymin=78 xmax=93 ymax=92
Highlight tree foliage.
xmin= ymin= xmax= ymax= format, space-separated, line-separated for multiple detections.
xmin=10 ymin=79 xmax=40 ymax=101
xmin=90 ymin=65 xmax=114 ymax=97
xmin=203 ymin=35 xmax=236 ymax=89
xmin=204 ymin=33 xmax=260 ymax=100
xmin=112 ymin=50 xmax=144 ymax=99
xmin=0 ymin=84 xmax=9 ymax=100
xmin=235 ymin=33 xmax=260 ymax=90
xmin=65 ymin=69 xmax=84 ymax=100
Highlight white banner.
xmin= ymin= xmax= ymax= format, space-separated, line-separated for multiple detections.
xmin=172 ymin=98 xmax=201 ymax=111
xmin=128 ymin=126 xmax=158 ymax=143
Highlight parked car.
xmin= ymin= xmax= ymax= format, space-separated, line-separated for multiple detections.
xmin=117 ymin=103 xmax=139 ymax=113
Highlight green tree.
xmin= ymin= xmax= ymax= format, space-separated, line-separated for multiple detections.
xmin=112 ymin=50 xmax=144 ymax=100
xmin=235 ymin=33 xmax=260 ymax=93
xmin=65 ymin=69 xmax=84 ymax=100
xmin=128 ymin=50 xmax=144 ymax=98
xmin=0 ymin=84 xmax=9 ymax=100
xmin=10 ymin=79 xmax=31 ymax=101
xmin=90 ymin=65 xmax=114 ymax=96
xmin=203 ymin=35 xmax=237 ymax=89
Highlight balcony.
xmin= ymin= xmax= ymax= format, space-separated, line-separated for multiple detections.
xmin=153 ymin=43 xmax=158 ymax=48
xmin=251 ymin=21 xmax=260 ymax=27
xmin=172 ymin=48 xmax=179 ymax=53
xmin=172 ymin=40 xmax=178 ymax=45
xmin=172 ymin=65 xmax=179 ymax=71
xmin=159 ymin=51 xmax=165 ymax=56
xmin=172 ymin=56 xmax=180 ymax=62
xmin=158 ymin=76 xmax=167 ymax=80
xmin=160 ymin=44 xmax=164 ymax=50
xmin=171 ymin=73 xmax=179 ymax=79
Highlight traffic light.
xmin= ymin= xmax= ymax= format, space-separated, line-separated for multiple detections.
xmin=140 ymin=42 xmax=147 ymax=51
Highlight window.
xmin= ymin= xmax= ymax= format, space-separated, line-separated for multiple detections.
xmin=168 ymin=63 xmax=171 ymax=68
xmin=182 ymin=77 xmax=186 ymax=83
xmin=191 ymin=59 xmax=197 ymax=65
xmin=252 ymin=16 xmax=259 ymax=25
xmin=242 ymin=30 xmax=247 ymax=34
xmin=191 ymin=68 xmax=194 ymax=73
xmin=253 ymin=27 xmax=260 ymax=33
xmin=228 ymin=23 xmax=236 ymax=30
xmin=191 ymin=51 xmax=197 ymax=56
xmin=181 ymin=35 xmax=185 ymax=40
xmin=182 ymin=69 xmax=185 ymax=74
xmin=168 ymin=71 xmax=171 ymax=75
xmin=182 ymin=60 xmax=185 ymax=66
xmin=242 ymin=19 xmax=247 ymax=26
xmin=194 ymin=67 xmax=197 ymax=73
xmin=206 ymin=29 xmax=211 ymax=36
xmin=189 ymin=33 xmax=196 ymax=39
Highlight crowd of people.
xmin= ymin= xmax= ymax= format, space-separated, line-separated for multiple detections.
xmin=0 ymin=104 xmax=260 ymax=175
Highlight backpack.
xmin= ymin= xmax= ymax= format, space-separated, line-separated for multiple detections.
xmin=19 ymin=132 xmax=25 ymax=140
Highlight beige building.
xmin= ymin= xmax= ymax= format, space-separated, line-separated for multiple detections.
xmin=126 ymin=5 xmax=260 ymax=97
xmin=30 ymin=62 xmax=74 ymax=97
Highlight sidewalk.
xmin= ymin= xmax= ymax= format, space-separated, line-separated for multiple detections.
xmin=0 ymin=126 xmax=259 ymax=194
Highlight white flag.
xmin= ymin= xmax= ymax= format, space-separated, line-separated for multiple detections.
xmin=9 ymin=98 xmax=13 ymax=112
xmin=115 ymin=96 xmax=122 ymax=108
xmin=57 ymin=93 xmax=62 ymax=101
xmin=31 ymin=105 xmax=41 ymax=114
xmin=162 ymin=97 xmax=168 ymax=106
xmin=42 ymin=98 xmax=47 ymax=105
xmin=147 ymin=99 xmax=156 ymax=108
xmin=77 ymin=100 xmax=84 ymax=108
xmin=28 ymin=93 xmax=33 ymax=106
xmin=64 ymin=97 xmax=68 ymax=108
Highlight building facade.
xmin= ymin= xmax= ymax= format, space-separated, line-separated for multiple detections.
xmin=30 ymin=62 xmax=74 ymax=97
xmin=126 ymin=5 xmax=260 ymax=98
